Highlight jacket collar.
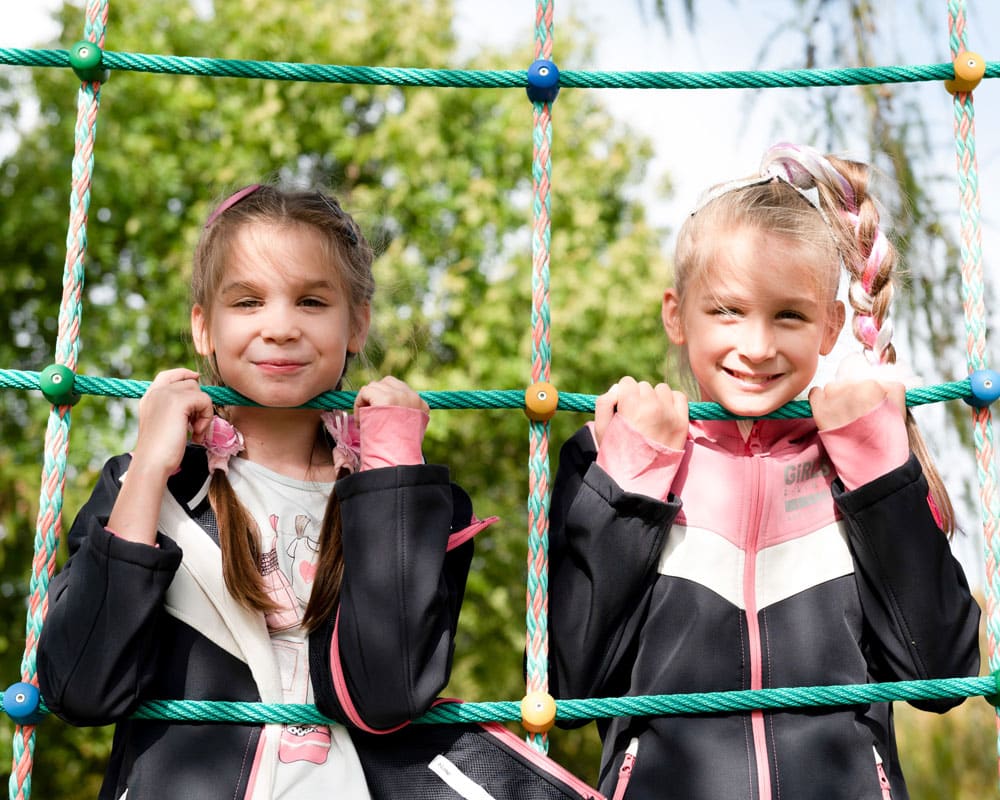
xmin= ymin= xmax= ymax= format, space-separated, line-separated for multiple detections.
xmin=691 ymin=418 xmax=818 ymax=456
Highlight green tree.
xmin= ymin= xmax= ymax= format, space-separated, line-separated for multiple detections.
xmin=0 ymin=0 xmax=667 ymax=794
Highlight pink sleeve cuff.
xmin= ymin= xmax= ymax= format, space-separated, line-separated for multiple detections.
xmin=358 ymin=405 xmax=428 ymax=470
xmin=593 ymin=416 xmax=685 ymax=502
xmin=818 ymin=398 xmax=909 ymax=491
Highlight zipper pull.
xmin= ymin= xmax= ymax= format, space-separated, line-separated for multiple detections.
xmin=873 ymin=746 xmax=892 ymax=799
xmin=612 ymin=738 xmax=640 ymax=800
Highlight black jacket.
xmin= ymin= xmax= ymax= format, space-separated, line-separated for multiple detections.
xmin=38 ymin=445 xmax=477 ymax=799
xmin=549 ymin=421 xmax=980 ymax=800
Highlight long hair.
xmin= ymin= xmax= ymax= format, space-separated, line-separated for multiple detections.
xmin=193 ymin=185 xmax=375 ymax=629
xmin=673 ymin=147 xmax=954 ymax=534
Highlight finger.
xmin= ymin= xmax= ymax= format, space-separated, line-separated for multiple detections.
xmin=150 ymin=368 xmax=200 ymax=387
xmin=594 ymin=383 xmax=621 ymax=442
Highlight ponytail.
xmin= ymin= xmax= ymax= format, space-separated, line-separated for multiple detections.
xmin=301 ymin=490 xmax=346 ymax=633
xmin=821 ymin=154 xmax=956 ymax=536
xmin=210 ymin=472 xmax=279 ymax=613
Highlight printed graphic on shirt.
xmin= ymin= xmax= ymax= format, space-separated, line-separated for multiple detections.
xmin=782 ymin=456 xmax=833 ymax=514
xmin=261 ymin=517 xmax=300 ymax=633
xmin=274 ymin=637 xmax=332 ymax=766
xmin=287 ymin=514 xmax=320 ymax=606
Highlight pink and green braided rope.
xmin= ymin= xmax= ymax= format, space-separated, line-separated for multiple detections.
xmin=947 ymin=0 xmax=1000 ymax=785
xmin=525 ymin=0 xmax=555 ymax=756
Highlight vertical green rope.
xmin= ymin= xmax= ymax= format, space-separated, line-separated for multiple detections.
xmin=946 ymin=0 xmax=1000 ymax=787
xmin=9 ymin=3 xmax=109 ymax=798
xmin=525 ymin=0 xmax=555 ymax=755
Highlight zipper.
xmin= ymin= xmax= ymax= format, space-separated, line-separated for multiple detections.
xmin=744 ymin=449 xmax=772 ymax=800
xmin=874 ymin=747 xmax=892 ymax=799
xmin=611 ymin=737 xmax=639 ymax=800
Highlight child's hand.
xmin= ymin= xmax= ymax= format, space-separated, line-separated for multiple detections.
xmin=595 ymin=376 xmax=689 ymax=450
xmin=354 ymin=376 xmax=430 ymax=414
xmin=132 ymin=368 xmax=214 ymax=478
xmin=808 ymin=379 xmax=906 ymax=431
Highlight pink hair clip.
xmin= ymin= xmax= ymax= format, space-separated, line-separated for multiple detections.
xmin=204 ymin=416 xmax=245 ymax=474
xmin=204 ymin=184 xmax=262 ymax=228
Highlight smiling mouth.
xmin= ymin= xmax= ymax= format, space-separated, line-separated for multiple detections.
xmin=723 ymin=367 xmax=781 ymax=386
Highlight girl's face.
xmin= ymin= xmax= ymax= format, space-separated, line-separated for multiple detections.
xmin=191 ymin=222 xmax=369 ymax=409
xmin=662 ymin=226 xmax=844 ymax=417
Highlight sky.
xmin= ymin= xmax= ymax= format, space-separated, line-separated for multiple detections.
xmin=1 ymin=0 xmax=998 ymax=584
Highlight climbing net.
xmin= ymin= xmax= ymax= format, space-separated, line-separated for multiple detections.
xmin=0 ymin=0 xmax=998 ymax=798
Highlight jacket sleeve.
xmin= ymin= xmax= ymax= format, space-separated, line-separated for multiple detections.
xmin=309 ymin=464 xmax=477 ymax=731
xmin=549 ymin=427 xmax=680 ymax=702
xmin=37 ymin=454 xmax=184 ymax=726
xmin=834 ymin=453 xmax=981 ymax=711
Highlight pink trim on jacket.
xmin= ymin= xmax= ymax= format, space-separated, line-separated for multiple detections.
xmin=329 ymin=611 xmax=410 ymax=734
xmin=447 ymin=516 xmax=499 ymax=551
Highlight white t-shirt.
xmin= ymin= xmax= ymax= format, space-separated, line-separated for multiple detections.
xmin=229 ymin=458 xmax=372 ymax=800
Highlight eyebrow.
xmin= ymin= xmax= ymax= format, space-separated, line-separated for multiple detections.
xmin=218 ymin=278 xmax=339 ymax=295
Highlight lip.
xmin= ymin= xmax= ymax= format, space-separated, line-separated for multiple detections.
xmin=253 ymin=359 xmax=307 ymax=374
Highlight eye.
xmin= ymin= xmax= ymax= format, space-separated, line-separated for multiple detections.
xmin=232 ymin=297 xmax=262 ymax=308
xmin=777 ymin=309 xmax=807 ymax=321
xmin=299 ymin=296 xmax=330 ymax=308
xmin=711 ymin=305 xmax=741 ymax=317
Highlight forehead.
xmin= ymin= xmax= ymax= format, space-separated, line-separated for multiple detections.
xmin=222 ymin=221 xmax=340 ymax=286
xmin=693 ymin=226 xmax=838 ymax=304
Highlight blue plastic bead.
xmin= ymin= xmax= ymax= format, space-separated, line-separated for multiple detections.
xmin=3 ymin=682 xmax=43 ymax=726
xmin=966 ymin=369 xmax=1000 ymax=408
xmin=39 ymin=363 xmax=81 ymax=406
xmin=526 ymin=59 xmax=560 ymax=103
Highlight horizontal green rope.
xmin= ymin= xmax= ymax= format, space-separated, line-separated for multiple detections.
xmin=10 ymin=674 xmax=994 ymax=727
xmin=0 ymin=368 xmax=976 ymax=418
xmin=124 ymin=674 xmax=1000 ymax=724
xmin=1 ymin=47 xmax=997 ymax=91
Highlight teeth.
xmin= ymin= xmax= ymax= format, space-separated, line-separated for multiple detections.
xmin=728 ymin=370 xmax=772 ymax=384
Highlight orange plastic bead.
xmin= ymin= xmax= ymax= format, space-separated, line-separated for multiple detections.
xmin=945 ymin=51 xmax=985 ymax=94
xmin=524 ymin=382 xmax=559 ymax=422
xmin=520 ymin=691 xmax=557 ymax=733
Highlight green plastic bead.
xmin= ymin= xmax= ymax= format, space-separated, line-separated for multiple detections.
xmin=68 ymin=41 xmax=109 ymax=83
xmin=39 ymin=364 xmax=80 ymax=406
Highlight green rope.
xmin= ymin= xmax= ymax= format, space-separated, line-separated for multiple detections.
xmin=1 ymin=47 xmax=997 ymax=91
xmin=13 ymin=674 xmax=995 ymax=727
xmin=0 ymin=367 xmax=977 ymax=417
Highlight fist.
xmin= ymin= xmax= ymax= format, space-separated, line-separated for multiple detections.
xmin=354 ymin=376 xmax=429 ymax=414
xmin=595 ymin=376 xmax=688 ymax=450
xmin=808 ymin=379 xmax=905 ymax=431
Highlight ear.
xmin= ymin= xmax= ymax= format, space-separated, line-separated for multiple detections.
xmin=191 ymin=304 xmax=213 ymax=357
xmin=348 ymin=302 xmax=371 ymax=355
xmin=820 ymin=300 xmax=846 ymax=355
xmin=662 ymin=289 xmax=686 ymax=345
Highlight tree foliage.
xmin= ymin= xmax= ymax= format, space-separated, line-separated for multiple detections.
xmin=0 ymin=0 xmax=668 ymax=794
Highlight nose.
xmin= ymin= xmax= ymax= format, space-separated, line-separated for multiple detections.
xmin=738 ymin=318 xmax=776 ymax=362
xmin=260 ymin=305 xmax=301 ymax=343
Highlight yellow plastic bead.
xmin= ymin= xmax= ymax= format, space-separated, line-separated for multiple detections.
xmin=945 ymin=51 xmax=985 ymax=94
xmin=520 ymin=691 xmax=557 ymax=733
xmin=524 ymin=382 xmax=559 ymax=422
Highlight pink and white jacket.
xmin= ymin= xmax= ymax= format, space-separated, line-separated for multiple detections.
xmin=549 ymin=403 xmax=980 ymax=800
